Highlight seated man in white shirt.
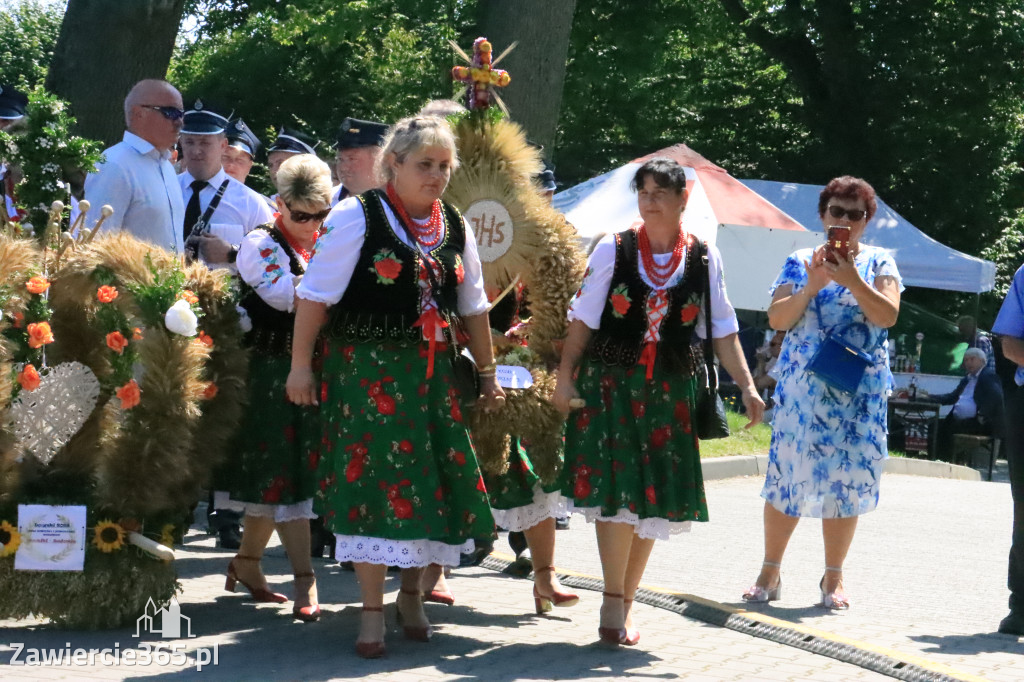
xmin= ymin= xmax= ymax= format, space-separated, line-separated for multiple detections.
xmin=177 ymin=99 xmax=274 ymax=267
xmin=83 ymin=79 xmax=186 ymax=253
xmin=934 ymin=347 xmax=1006 ymax=461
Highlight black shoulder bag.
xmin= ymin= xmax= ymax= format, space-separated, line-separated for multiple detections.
xmin=695 ymin=241 xmax=730 ymax=440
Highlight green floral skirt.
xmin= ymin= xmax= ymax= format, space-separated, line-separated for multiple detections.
xmin=485 ymin=439 xmax=565 ymax=532
xmin=220 ymin=354 xmax=320 ymax=516
xmin=317 ymin=340 xmax=495 ymax=560
xmin=561 ymin=357 xmax=708 ymax=540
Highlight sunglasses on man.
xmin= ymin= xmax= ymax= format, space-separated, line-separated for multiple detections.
xmin=826 ymin=205 xmax=867 ymax=222
xmin=140 ymin=105 xmax=185 ymax=121
xmin=286 ymin=203 xmax=331 ymax=223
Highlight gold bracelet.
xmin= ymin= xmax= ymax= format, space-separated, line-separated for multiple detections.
xmin=478 ymin=362 xmax=496 ymax=374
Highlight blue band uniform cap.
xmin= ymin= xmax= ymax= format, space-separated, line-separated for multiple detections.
xmin=536 ymin=162 xmax=557 ymax=192
xmin=335 ymin=117 xmax=388 ymax=150
xmin=181 ymin=98 xmax=229 ymax=135
xmin=226 ymin=118 xmax=261 ymax=158
xmin=0 ymin=84 xmax=29 ymax=120
xmin=267 ymin=127 xmax=318 ymax=155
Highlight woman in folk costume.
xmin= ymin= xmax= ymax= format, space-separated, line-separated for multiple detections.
xmin=553 ymin=158 xmax=764 ymax=645
xmin=217 ymin=153 xmax=331 ymax=622
xmin=286 ymin=116 xmax=503 ymax=658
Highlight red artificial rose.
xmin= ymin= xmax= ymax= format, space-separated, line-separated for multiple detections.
xmin=453 ymin=451 xmax=466 ymax=466
xmin=680 ymin=304 xmax=699 ymax=324
xmin=610 ymin=294 xmax=630 ymax=316
xmin=450 ymin=402 xmax=463 ymax=423
xmin=574 ymin=478 xmax=592 ymax=499
xmin=341 ymin=345 xmax=355 ymax=362
xmin=631 ymin=400 xmax=646 ymax=418
xmin=368 ymin=381 xmax=383 ymax=397
xmin=646 ymin=485 xmax=657 ymax=504
xmin=374 ymin=258 xmax=402 ymax=281
xmin=399 ymin=440 xmax=414 ymax=454
xmin=391 ymin=498 xmax=413 ymax=519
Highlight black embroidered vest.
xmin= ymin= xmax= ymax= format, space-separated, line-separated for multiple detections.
xmin=327 ymin=188 xmax=467 ymax=343
xmin=586 ymin=229 xmax=705 ymax=375
xmin=239 ymin=224 xmax=306 ymax=356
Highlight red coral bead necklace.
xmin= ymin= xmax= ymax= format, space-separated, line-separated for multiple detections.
xmin=638 ymin=224 xmax=686 ymax=288
xmin=387 ymin=183 xmax=444 ymax=248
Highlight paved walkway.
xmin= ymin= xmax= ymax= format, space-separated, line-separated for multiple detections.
xmin=0 ymin=471 xmax=1021 ymax=680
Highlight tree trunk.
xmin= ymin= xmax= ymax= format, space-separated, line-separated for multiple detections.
xmin=479 ymin=0 xmax=576 ymax=158
xmin=46 ymin=0 xmax=187 ymax=146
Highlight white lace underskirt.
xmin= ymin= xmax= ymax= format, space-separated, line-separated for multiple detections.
xmin=334 ymin=535 xmax=475 ymax=568
xmin=212 ymin=491 xmax=316 ymax=523
xmin=491 ymin=487 xmax=568 ymax=533
xmin=568 ymin=503 xmax=692 ymax=541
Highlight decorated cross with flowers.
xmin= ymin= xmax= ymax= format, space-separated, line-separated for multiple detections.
xmin=451 ymin=37 xmax=513 ymax=111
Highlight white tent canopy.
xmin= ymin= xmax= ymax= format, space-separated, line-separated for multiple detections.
xmin=552 ymin=145 xmax=821 ymax=311
xmin=741 ymin=180 xmax=996 ymax=293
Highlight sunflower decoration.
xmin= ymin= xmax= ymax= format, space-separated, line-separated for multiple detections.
xmin=92 ymin=520 xmax=125 ymax=553
xmin=442 ymin=41 xmax=586 ymax=483
xmin=0 ymin=520 xmax=21 ymax=557
xmin=159 ymin=524 xmax=175 ymax=548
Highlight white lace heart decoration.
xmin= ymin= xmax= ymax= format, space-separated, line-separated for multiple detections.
xmin=10 ymin=361 xmax=101 ymax=465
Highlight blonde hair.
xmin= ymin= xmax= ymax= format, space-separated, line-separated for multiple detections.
xmin=375 ymin=115 xmax=459 ymax=185
xmin=276 ymin=154 xmax=332 ymax=207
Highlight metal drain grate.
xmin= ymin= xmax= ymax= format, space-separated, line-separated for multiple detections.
xmin=480 ymin=556 xmax=964 ymax=682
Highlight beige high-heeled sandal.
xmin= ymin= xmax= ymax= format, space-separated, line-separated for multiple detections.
xmin=741 ymin=560 xmax=782 ymax=603
xmin=819 ymin=566 xmax=849 ymax=610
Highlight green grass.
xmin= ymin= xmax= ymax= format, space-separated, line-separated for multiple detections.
xmin=699 ymin=411 xmax=773 ymax=458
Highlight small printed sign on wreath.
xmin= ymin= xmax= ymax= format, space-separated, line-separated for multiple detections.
xmin=15 ymin=505 xmax=87 ymax=572
xmin=466 ymin=199 xmax=514 ymax=262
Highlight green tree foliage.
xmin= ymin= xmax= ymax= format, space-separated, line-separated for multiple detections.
xmin=0 ymin=0 xmax=65 ymax=88
xmin=171 ymin=1 xmax=475 ymax=149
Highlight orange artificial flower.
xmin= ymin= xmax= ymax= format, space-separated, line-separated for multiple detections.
xmin=116 ymin=379 xmax=141 ymax=409
xmin=97 ymin=285 xmax=119 ymax=303
xmin=132 ymin=327 xmax=143 ymax=341
xmin=202 ymin=382 xmax=218 ymax=400
xmin=197 ymin=331 xmax=214 ymax=348
xmin=106 ymin=331 xmax=128 ymax=354
xmin=26 ymin=321 xmax=54 ymax=349
xmin=17 ymin=364 xmax=40 ymax=391
xmin=179 ymin=290 xmax=199 ymax=305
xmin=25 ymin=276 xmax=50 ymax=295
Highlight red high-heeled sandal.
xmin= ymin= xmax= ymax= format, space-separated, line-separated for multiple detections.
xmin=598 ymin=592 xmax=627 ymax=645
xmin=292 ymin=572 xmax=320 ymax=622
xmin=396 ymin=588 xmax=432 ymax=642
xmin=532 ymin=566 xmax=580 ymax=613
xmin=224 ymin=555 xmax=288 ymax=603
xmin=355 ymin=606 xmax=386 ymax=659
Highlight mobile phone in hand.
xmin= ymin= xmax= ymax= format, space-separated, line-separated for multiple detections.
xmin=825 ymin=225 xmax=851 ymax=264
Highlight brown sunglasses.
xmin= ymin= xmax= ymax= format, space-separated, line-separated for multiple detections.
xmin=286 ymin=203 xmax=331 ymax=223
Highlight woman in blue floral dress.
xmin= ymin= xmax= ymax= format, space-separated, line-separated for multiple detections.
xmin=742 ymin=176 xmax=902 ymax=610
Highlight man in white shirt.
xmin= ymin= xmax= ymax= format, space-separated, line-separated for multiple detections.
xmin=178 ymin=99 xmax=274 ymax=267
xmin=83 ymin=80 xmax=185 ymax=253
xmin=330 ymin=117 xmax=387 ymax=206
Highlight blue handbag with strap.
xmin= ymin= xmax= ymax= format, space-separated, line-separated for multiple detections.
xmin=805 ymin=297 xmax=882 ymax=395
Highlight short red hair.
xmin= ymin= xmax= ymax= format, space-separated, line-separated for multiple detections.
xmin=818 ymin=176 xmax=877 ymax=222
